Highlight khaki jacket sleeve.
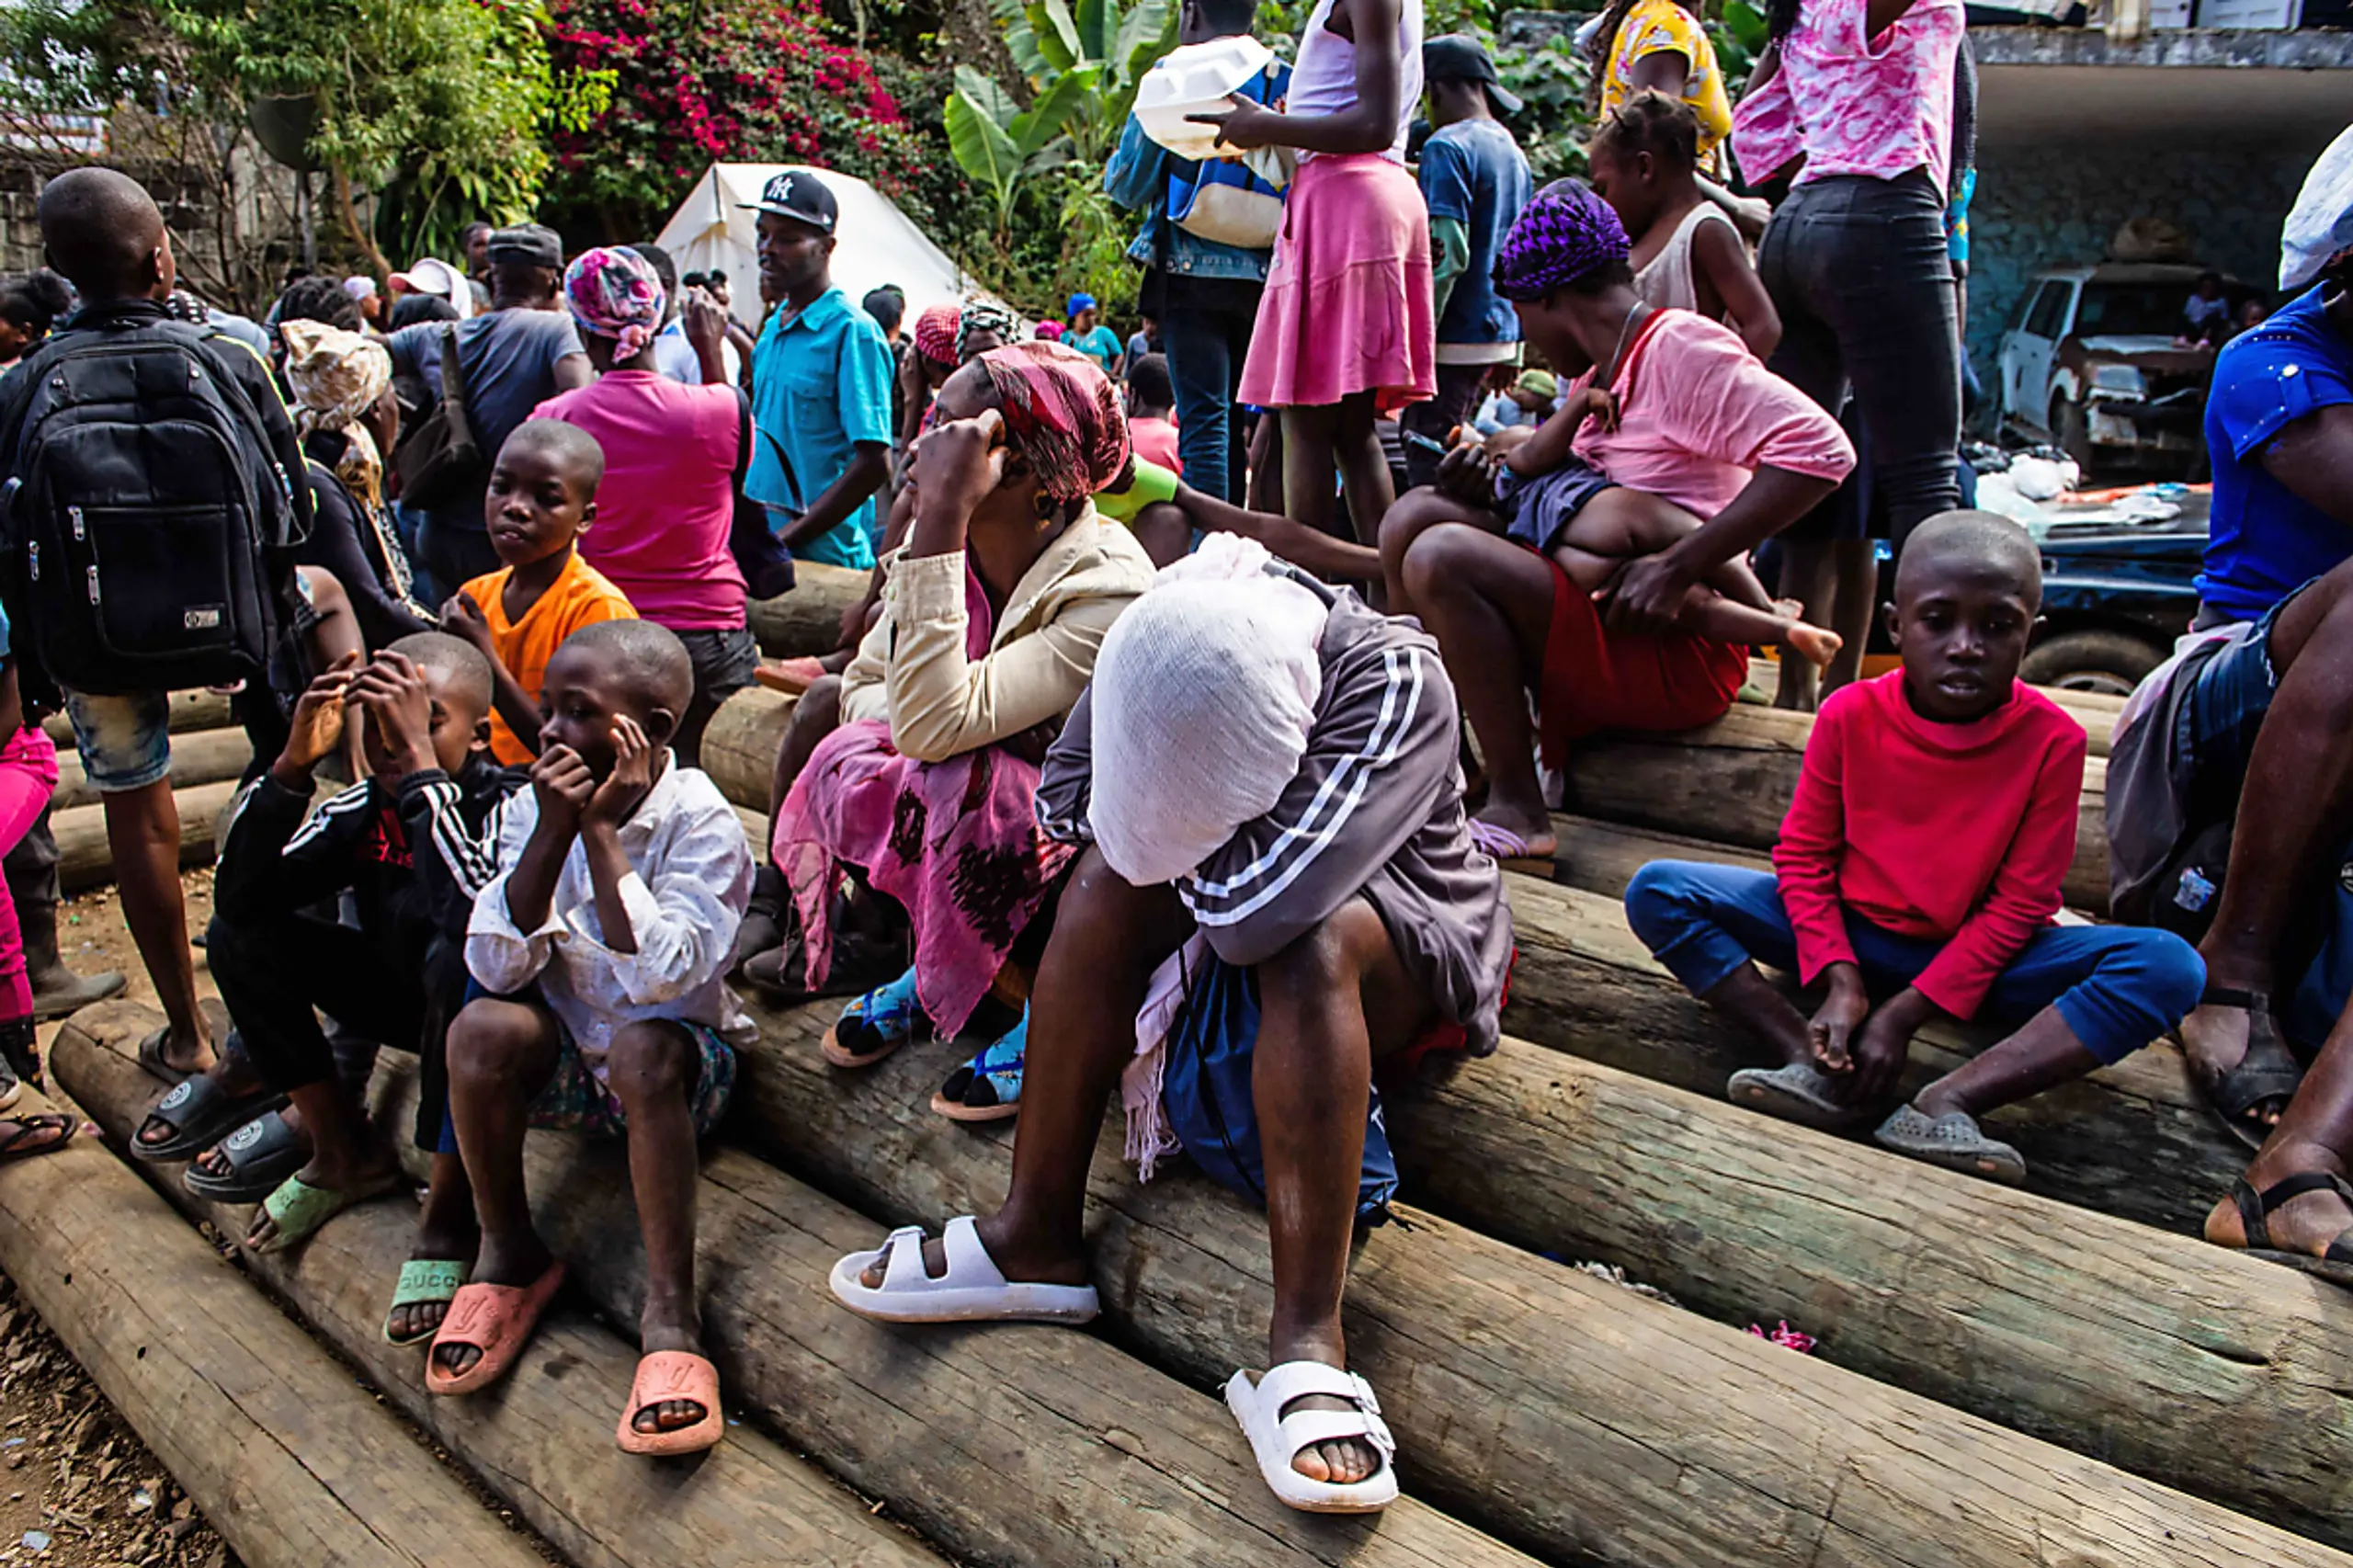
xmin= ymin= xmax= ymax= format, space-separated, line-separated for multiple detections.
xmin=836 ymin=608 xmax=893 ymax=727
xmin=883 ymin=550 xmax=1128 ymax=763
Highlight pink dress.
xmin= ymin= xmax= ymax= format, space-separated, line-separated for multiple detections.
xmin=1235 ymin=0 xmax=1434 ymax=413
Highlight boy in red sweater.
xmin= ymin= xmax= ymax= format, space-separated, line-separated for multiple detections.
xmin=1624 ymin=511 xmax=2204 ymax=1183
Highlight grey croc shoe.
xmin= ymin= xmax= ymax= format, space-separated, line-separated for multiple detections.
xmin=1873 ymin=1104 xmax=2028 ymax=1186
xmin=1725 ymin=1062 xmax=1875 ymax=1131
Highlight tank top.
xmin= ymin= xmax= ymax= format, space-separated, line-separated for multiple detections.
xmin=1288 ymin=0 xmax=1425 ymax=163
xmin=1632 ymin=203 xmax=1739 ymax=314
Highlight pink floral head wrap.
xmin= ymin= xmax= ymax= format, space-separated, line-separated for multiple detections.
xmin=562 ymin=245 xmax=665 ymax=359
xmin=974 ymin=340 xmax=1131 ymax=503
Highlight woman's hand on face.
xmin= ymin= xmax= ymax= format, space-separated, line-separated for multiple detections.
xmin=908 ymin=407 xmax=1010 ymax=536
xmin=1187 ymin=93 xmax=1284 ymax=152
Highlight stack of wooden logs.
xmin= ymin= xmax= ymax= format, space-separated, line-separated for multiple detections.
xmin=22 ymin=572 xmax=2353 ymax=1568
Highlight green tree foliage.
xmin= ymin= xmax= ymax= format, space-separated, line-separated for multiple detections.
xmin=0 ymin=0 xmax=592 ymax=273
xmin=540 ymin=0 xmax=930 ymax=245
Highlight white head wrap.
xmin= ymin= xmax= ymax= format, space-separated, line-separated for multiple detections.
xmin=2281 ymin=122 xmax=2353 ymax=292
xmin=1089 ymin=537 xmax=1332 ymax=886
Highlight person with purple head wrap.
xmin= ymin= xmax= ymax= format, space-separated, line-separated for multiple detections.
xmin=1377 ymin=176 xmax=1852 ymax=874
xmin=532 ymin=246 xmax=756 ymax=766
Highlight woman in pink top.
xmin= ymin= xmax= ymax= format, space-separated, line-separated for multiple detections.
xmin=1189 ymin=0 xmax=1430 ymax=556
xmin=1390 ymin=181 xmax=1853 ymax=870
xmin=533 ymin=246 xmax=753 ymax=765
xmin=1733 ymin=0 xmax=1964 ymax=706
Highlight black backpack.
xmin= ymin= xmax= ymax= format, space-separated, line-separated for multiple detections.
xmin=0 ymin=319 xmax=304 ymax=696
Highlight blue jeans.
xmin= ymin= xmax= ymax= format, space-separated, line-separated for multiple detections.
xmin=1160 ymin=287 xmax=1260 ymax=504
xmin=1623 ymin=861 xmax=2204 ymax=1065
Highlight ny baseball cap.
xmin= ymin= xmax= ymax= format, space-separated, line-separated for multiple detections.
xmin=1423 ymin=34 xmax=1523 ymax=117
xmin=739 ymin=170 xmax=840 ymax=233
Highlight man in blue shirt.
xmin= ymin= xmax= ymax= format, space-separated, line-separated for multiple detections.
xmin=743 ymin=171 xmax=894 ymax=572
xmin=2196 ymin=279 xmax=2353 ymax=625
xmin=1404 ymin=34 xmax=1532 ymax=491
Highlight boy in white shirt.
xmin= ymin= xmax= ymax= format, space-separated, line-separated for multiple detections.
xmin=427 ymin=619 xmax=754 ymax=1459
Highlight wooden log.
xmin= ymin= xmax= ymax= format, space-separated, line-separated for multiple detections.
xmin=59 ymin=1004 xmax=1529 ymax=1568
xmin=40 ymin=688 xmax=236 ymax=750
xmin=54 ymin=778 xmax=239 ymax=892
xmin=746 ymin=561 xmax=873 ymax=658
xmin=0 ymin=1087 xmax=547 ymax=1568
xmin=1499 ymin=871 xmax=2234 ymax=1232
xmin=1376 ymin=1035 xmax=2353 ymax=1549
xmin=724 ymin=1002 xmax=2351 ymax=1568
xmin=699 ymin=685 xmax=793 ymax=822
xmin=1555 ymin=702 xmax=2113 ymax=910
xmin=51 ymin=1017 xmax=949 ymax=1568
xmin=51 ymin=725 xmax=251 ymax=812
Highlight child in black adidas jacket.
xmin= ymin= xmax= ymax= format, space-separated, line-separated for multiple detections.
xmin=195 ymin=631 xmax=522 ymax=1340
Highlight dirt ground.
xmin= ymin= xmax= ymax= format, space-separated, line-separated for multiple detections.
xmin=0 ymin=868 xmax=233 ymax=1567
xmin=0 ymin=874 xmax=233 ymax=1567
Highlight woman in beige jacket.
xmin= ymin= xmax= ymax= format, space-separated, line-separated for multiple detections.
xmin=762 ymin=343 xmax=1156 ymax=1119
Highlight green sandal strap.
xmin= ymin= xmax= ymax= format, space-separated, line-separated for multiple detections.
xmin=259 ymin=1174 xmax=346 ymax=1246
xmin=390 ymin=1257 xmax=471 ymax=1308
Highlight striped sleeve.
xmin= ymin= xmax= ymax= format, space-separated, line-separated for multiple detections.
xmin=1181 ymin=631 xmax=1458 ymax=968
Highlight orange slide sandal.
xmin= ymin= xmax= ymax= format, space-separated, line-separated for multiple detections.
xmin=425 ymin=1260 xmax=567 ymax=1396
xmin=615 ymin=1349 xmax=724 ymax=1457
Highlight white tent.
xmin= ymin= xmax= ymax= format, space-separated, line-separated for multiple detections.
xmin=654 ymin=163 xmax=980 ymax=328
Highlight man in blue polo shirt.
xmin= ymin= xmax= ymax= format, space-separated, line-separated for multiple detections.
xmin=744 ymin=171 xmax=894 ymax=571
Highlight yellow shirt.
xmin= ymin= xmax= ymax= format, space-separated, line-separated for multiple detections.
xmin=460 ymin=551 xmax=639 ymax=764
xmin=1602 ymin=0 xmax=1734 ymax=176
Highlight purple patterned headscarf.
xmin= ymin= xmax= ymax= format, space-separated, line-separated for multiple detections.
xmin=562 ymin=245 xmax=666 ymax=359
xmin=1491 ymin=179 xmax=1631 ymax=303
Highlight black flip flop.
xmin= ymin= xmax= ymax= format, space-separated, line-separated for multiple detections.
xmin=183 ymin=1109 xmax=312 ymax=1202
xmin=132 ymin=1062 xmax=288 ymax=1164
xmin=132 ymin=998 xmax=233 ymax=1085
xmin=2222 ymin=1170 xmax=2353 ymax=1288
xmin=0 ymin=1114 xmax=78 ymax=1163
xmin=2184 ymin=986 xmax=2305 ymax=1153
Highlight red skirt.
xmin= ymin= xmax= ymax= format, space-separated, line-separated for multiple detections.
xmin=1536 ymin=560 xmax=1747 ymax=769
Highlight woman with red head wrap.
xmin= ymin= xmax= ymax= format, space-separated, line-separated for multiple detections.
xmin=756 ymin=341 xmax=1157 ymax=1120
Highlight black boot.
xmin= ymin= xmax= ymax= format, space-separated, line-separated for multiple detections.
xmin=0 ymin=1017 xmax=40 ymax=1093
xmin=732 ymin=862 xmax=790 ymax=976
xmin=20 ymin=899 xmax=124 ymax=1023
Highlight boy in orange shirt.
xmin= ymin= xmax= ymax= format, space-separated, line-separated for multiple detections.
xmin=442 ymin=419 xmax=637 ymax=763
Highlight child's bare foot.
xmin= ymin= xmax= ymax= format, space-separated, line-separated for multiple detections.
xmin=1783 ymin=621 xmax=1844 ymax=674
xmin=432 ymin=1230 xmax=559 ymax=1380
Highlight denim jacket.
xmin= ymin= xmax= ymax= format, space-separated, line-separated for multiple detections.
xmin=1103 ymin=69 xmax=1290 ymax=285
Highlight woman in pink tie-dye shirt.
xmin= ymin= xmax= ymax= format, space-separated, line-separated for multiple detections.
xmin=1732 ymin=0 xmax=1965 ymax=699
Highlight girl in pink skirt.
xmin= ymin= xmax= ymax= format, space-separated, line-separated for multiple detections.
xmin=1193 ymin=0 xmax=1431 ymax=551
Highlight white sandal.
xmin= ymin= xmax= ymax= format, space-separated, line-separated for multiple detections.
xmin=1223 ymin=1360 xmax=1399 ymax=1514
xmin=827 ymin=1215 xmax=1101 ymax=1324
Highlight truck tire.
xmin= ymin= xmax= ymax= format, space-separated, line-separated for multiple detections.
xmin=2054 ymin=397 xmax=2095 ymax=478
xmin=2020 ymin=630 xmax=2164 ymax=698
